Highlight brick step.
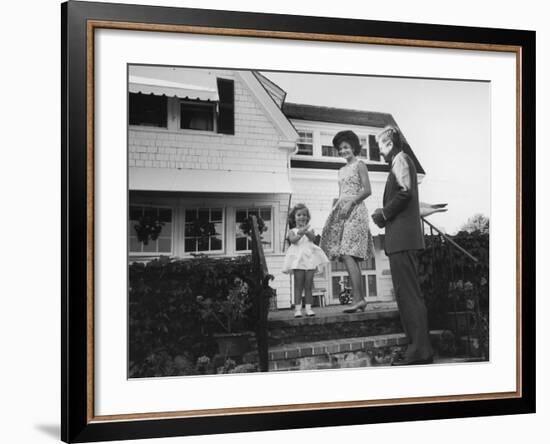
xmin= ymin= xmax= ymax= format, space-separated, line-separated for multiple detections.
xmin=269 ymin=355 xmax=486 ymax=372
xmin=245 ymin=330 xmax=458 ymax=372
xmin=267 ymin=307 xmax=403 ymax=347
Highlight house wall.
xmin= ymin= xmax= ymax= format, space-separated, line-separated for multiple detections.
xmin=128 ymin=70 xmax=296 ymax=309
xmin=129 ymin=70 xmax=290 ymax=175
xmin=288 ymin=168 xmax=394 ymax=306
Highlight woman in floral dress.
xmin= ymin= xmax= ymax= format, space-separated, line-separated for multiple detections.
xmin=321 ymin=130 xmax=375 ymax=313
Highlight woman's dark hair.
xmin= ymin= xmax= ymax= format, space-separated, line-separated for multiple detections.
xmin=288 ymin=203 xmax=311 ymax=229
xmin=333 ymin=130 xmax=362 ymax=156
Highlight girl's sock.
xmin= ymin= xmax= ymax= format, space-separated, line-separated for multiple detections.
xmin=305 ymin=304 xmax=315 ymax=317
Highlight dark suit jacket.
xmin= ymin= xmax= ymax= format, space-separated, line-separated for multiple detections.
xmin=382 ymin=152 xmax=425 ymax=254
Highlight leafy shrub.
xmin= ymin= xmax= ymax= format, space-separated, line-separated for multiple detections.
xmin=418 ymin=230 xmax=489 ymax=357
xmin=129 ymin=255 xmax=257 ymax=378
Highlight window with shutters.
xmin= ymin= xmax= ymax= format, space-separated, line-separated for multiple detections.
xmin=180 ymin=101 xmax=216 ymax=131
xmin=129 ymin=93 xmax=167 ymax=127
xmin=179 ymin=78 xmax=235 ymax=134
xmin=217 ymin=78 xmax=235 ymax=135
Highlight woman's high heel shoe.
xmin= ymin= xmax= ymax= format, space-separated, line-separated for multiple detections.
xmin=343 ymin=300 xmax=367 ymax=314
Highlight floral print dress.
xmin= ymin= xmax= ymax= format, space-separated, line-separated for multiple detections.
xmin=320 ymin=161 xmax=375 ymax=261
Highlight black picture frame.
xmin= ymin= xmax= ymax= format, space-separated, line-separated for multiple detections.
xmin=61 ymin=1 xmax=536 ymax=442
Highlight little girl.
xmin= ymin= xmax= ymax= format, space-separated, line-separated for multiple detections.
xmin=282 ymin=203 xmax=330 ymax=318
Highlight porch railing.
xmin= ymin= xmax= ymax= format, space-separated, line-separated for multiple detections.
xmin=249 ymin=215 xmax=274 ymax=371
xmin=420 ymin=217 xmax=489 ymax=359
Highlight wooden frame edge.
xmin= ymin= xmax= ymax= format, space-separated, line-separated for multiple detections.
xmin=76 ymin=11 xmax=530 ymax=433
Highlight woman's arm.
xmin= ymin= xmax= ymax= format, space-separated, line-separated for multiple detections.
xmin=333 ymin=174 xmax=342 ymax=207
xmin=354 ymin=161 xmax=372 ymax=204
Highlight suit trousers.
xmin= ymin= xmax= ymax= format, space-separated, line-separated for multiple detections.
xmin=388 ymin=250 xmax=433 ymax=360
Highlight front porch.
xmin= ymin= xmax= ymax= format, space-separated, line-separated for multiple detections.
xmin=242 ymin=305 xmax=481 ymax=371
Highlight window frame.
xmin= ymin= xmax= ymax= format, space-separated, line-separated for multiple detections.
xmin=183 ymin=207 xmax=226 ymax=255
xmin=179 ymin=99 xmax=217 ymax=132
xmin=128 ymin=92 xmax=168 ymax=128
xmin=128 ymin=204 xmax=174 ymax=256
xmin=329 ymin=270 xmax=378 ymax=300
xmin=291 ymin=123 xmax=386 ymax=164
xmin=296 ymin=130 xmax=314 ymax=155
xmin=234 ymin=206 xmax=274 ymax=253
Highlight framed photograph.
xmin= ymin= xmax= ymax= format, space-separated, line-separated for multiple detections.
xmin=62 ymin=1 xmax=535 ymax=442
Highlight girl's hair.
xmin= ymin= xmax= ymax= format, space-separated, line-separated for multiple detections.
xmin=288 ymin=203 xmax=311 ymax=229
xmin=332 ymin=130 xmax=362 ymax=155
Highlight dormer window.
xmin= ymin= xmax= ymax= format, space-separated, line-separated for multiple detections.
xmin=129 ymin=70 xmax=234 ymax=135
xmin=129 ymin=93 xmax=167 ymax=127
xmin=180 ymin=101 xmax=216 ymax=131
xmin=297 ymin=131 xmax=314 ymax=155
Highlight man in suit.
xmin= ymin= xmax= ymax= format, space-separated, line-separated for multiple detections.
xmin=372 ymin=126 xmax=434 ymax=365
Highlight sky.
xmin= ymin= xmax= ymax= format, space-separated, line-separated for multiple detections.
xmin=261 ymin=71 xmax=491 ymax=234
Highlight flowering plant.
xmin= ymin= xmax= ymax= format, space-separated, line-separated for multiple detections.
xmin=238 ymin=216 xmax=266 ymax=238
xmin=134 ymin=215 xmax=165 ymax=245
xmin=196 ymin=278 xmax=252 ymax=334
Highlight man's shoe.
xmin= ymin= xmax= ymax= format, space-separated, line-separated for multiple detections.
xmin=343 ymin=300 xmax=367 ymax=314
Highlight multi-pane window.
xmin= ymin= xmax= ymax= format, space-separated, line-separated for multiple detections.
xmin=184 ymin=208 xmax=224 ymax=253
xmin=180 ymin=101 xmax=215 ymax=131
xmin=129 ymin=206 xmax=172 ymax=254
xmin=321 ymin=133 xmax=339 ymax=157
xmin=331 ymin=256 xmax=375 ymax=272
xmin=129 ymin=93 xmax=167 ymax=127
xmin=330 ymin=256 xmax=377 ymax=299
xmin=296 ymin=131 xmax=313 ymax=155
xmin=320 ymin=133 xmax=370 ymax=159
xmin=235 ymin=207 xmax=272 ymax=251
xmin=367 ymin=275 xmax=378 ymax=297
xmin=330 ymin=274 xmax=378 ymax=299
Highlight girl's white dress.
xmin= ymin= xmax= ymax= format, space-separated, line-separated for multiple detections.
xmin=282 ymin=228 xmax=330 ymax=274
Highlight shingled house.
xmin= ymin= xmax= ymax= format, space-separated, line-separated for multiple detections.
xmin=128 ymin=67 xmax=425 ymax=309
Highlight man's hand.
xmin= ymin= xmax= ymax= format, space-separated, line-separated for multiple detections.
xmin=372 ymin=208 xmax=386 ymax=228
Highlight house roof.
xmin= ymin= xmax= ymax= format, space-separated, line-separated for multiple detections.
xmin=282 ymin=102 xmax=425 ymax=175
xmin=282 ymin=102 xmax=396 ymax=128
xmin=253 ymin=72 xmax=287 ymax=108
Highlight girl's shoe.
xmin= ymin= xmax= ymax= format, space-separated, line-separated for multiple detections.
xmin=305 ymin=307 xmax=316 ymax=317
xmin=294 ymin=308 xmax=303 ymax=318
xmin=343 ymin=300 xmax=367 ymax=313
